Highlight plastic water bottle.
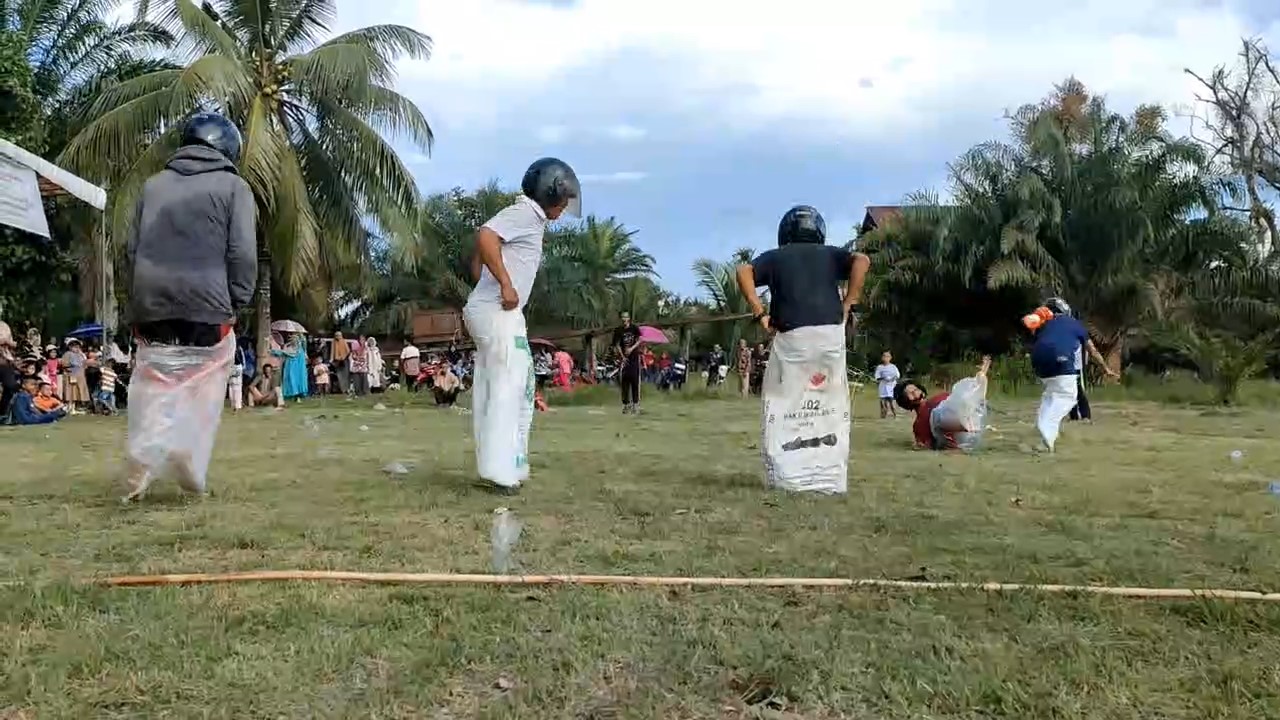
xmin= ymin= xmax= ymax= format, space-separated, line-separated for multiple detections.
xmin=490 ymin=507 xmax=522 ymax=574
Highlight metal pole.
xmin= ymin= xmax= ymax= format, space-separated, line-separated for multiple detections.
xmin=100 ymin=222 xmax=107 ymax=348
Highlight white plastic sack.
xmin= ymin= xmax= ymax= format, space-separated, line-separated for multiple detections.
xmin=124 ymin=333 xmax=234 ymax=500
xmin=464 ymin=306 xmax=535 ymax=488
xmin=759 ymin=324 xmax=850 ymax=494
xmin=931 ymin=374 xmax=989 ymax=451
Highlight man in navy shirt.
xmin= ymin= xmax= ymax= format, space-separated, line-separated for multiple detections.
xmin=1031 ymin=297 xmax=1117 ymax=451
xmin=735 ymin=205 xmax=870 ymax=494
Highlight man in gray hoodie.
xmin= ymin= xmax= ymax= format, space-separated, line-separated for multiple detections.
xmin=126 ymin=111 xmax=256 ymax=346
xmin=122 ymin=112 xmax=256 ymax=502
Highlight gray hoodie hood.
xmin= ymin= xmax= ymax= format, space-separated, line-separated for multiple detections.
xmin=165 ymin=144 xmax=239 ymax=177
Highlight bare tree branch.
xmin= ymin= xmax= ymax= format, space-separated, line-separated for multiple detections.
xmin=1185 ymin=38 xmax=1279 ymax=257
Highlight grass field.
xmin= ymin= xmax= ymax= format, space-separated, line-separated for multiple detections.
xmin=3 ymin=385 xmax=1280 ymax=718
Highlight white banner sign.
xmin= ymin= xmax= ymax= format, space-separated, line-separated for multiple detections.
xmin=0 ymin=155 xmax=51 ymax=238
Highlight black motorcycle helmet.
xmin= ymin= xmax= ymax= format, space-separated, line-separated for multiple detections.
xmin=181 ymin=112 xmax=243 ymax=164
xmin=521 ymin=157 xmax=581 ymax=218
xmin=1044 ymin=296 xmax=1073 ymax=316
xmin=777 ymin=205 xmax=827 ymax=247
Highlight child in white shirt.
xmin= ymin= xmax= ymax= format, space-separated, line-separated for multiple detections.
xmin=874 ymin=351 xmax=901 ymax=419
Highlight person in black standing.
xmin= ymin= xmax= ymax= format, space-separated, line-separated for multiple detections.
xmin=611 ymin=311 xmax=643 ymax=414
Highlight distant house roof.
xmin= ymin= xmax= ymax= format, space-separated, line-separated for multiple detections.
xmin=860 ymin=206 xmax=904 ymax=235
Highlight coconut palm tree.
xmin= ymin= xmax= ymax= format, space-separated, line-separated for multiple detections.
xmin=2 ymin=0 xmax=172 ymax=121
xmin=59 ymin=0 xmax=433 ymax=357
xmin=412 ymin=184 xmax=520 ymax=310
xmin=2 ymin=1 xmax=173 ymax=327
xmin=343 ymin=184 xmax=518 ymax=336
xmin=532 ymin=216 xmax=656 ymax=328
xmin=690 ymin=248 xmax=758 ymax=352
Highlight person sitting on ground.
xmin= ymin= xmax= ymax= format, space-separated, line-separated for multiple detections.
xmin=432 ymin=363 xmax=463 ymax=407
xmin=34 ymin=381 xmax=64 ymax=414
xmin=10 ymin=375 xmax=66 ymax=425
xmin=894 ymin=356 xmax=991 ymax=451
xmin=247 ymin=364 xmax=285 ymax=409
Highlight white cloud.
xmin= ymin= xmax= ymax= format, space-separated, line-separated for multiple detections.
xmin=601 ymin=123 xmax=646 ymax=141
xmin=578 ymin=171 xmax=648 ymax=183
xmin=393 ymin=0 xmax=1279 ymax=140
xmin=532 ymin=123 xmax=645 ymax=143
xmin=535 ymin=125 xmax=569 ymax=143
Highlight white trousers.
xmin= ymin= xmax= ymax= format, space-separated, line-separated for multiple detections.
xmin=1037 ymin=374 xmax=1078 ymax=451
xmin=464 ymin=305 xmax=535 ymax=488
xmin=228 ymin=369 xmax=243 ymax=410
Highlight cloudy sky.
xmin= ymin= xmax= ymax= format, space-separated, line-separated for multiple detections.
xmin=334 ymin=0 xmax=1280 ymax=296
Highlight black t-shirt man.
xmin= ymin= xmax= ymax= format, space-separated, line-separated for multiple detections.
xmin=611 ymin=320 xmax=643 ymax=369
xmin=749 ymin=244 xmax=855 ymax=332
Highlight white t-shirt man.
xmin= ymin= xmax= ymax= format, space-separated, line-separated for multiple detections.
xmin=465 ymin=196 xmax=550 ymax=313
xmin=874 ymin=362 xmax=901 ymax=399
xmin=400 ymin=343 xmax=420 ymax=376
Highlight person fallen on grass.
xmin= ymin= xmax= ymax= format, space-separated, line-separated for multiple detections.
xmin=247 ymin=364 xmax=286 ymax=410
xmin=122 ymin=111 xmax=256 ymax=501
xmin=874 ymin=351 xmax=901 ymax=419
xmin=736 ymin=204 xmax=871 ymax=494
xmin=894 ymin=356 xmax=992 ymax=451
xmin=10 ymin=375 xmax=66 ymax=425
xmin=1027 ymin=297 xmax=1118 ymax=452
xmin=464 ymin=157 xmax=581 ymax=494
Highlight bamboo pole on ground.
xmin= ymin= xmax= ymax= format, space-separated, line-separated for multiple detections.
xmin=73 ymin=570 xmax=1280 ymax=601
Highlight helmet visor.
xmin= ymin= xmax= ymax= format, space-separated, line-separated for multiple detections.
xmin=556 ymin=165 xmax=582 ymax=218
xmin=563 ymin=193 xmax=582 ymax=219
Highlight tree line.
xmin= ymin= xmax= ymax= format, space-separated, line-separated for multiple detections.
xmin=854 ymin=70 xmax=1280 ymax=403
xmin=2 ymin=3 xmax=1278 ymax=399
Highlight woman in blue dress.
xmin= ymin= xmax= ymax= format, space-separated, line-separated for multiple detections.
xmin=275 ymin=333 xmax=309 ymax=399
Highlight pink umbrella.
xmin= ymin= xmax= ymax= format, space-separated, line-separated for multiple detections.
xmin=637 ymin=325 xmax=670 ymax=344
